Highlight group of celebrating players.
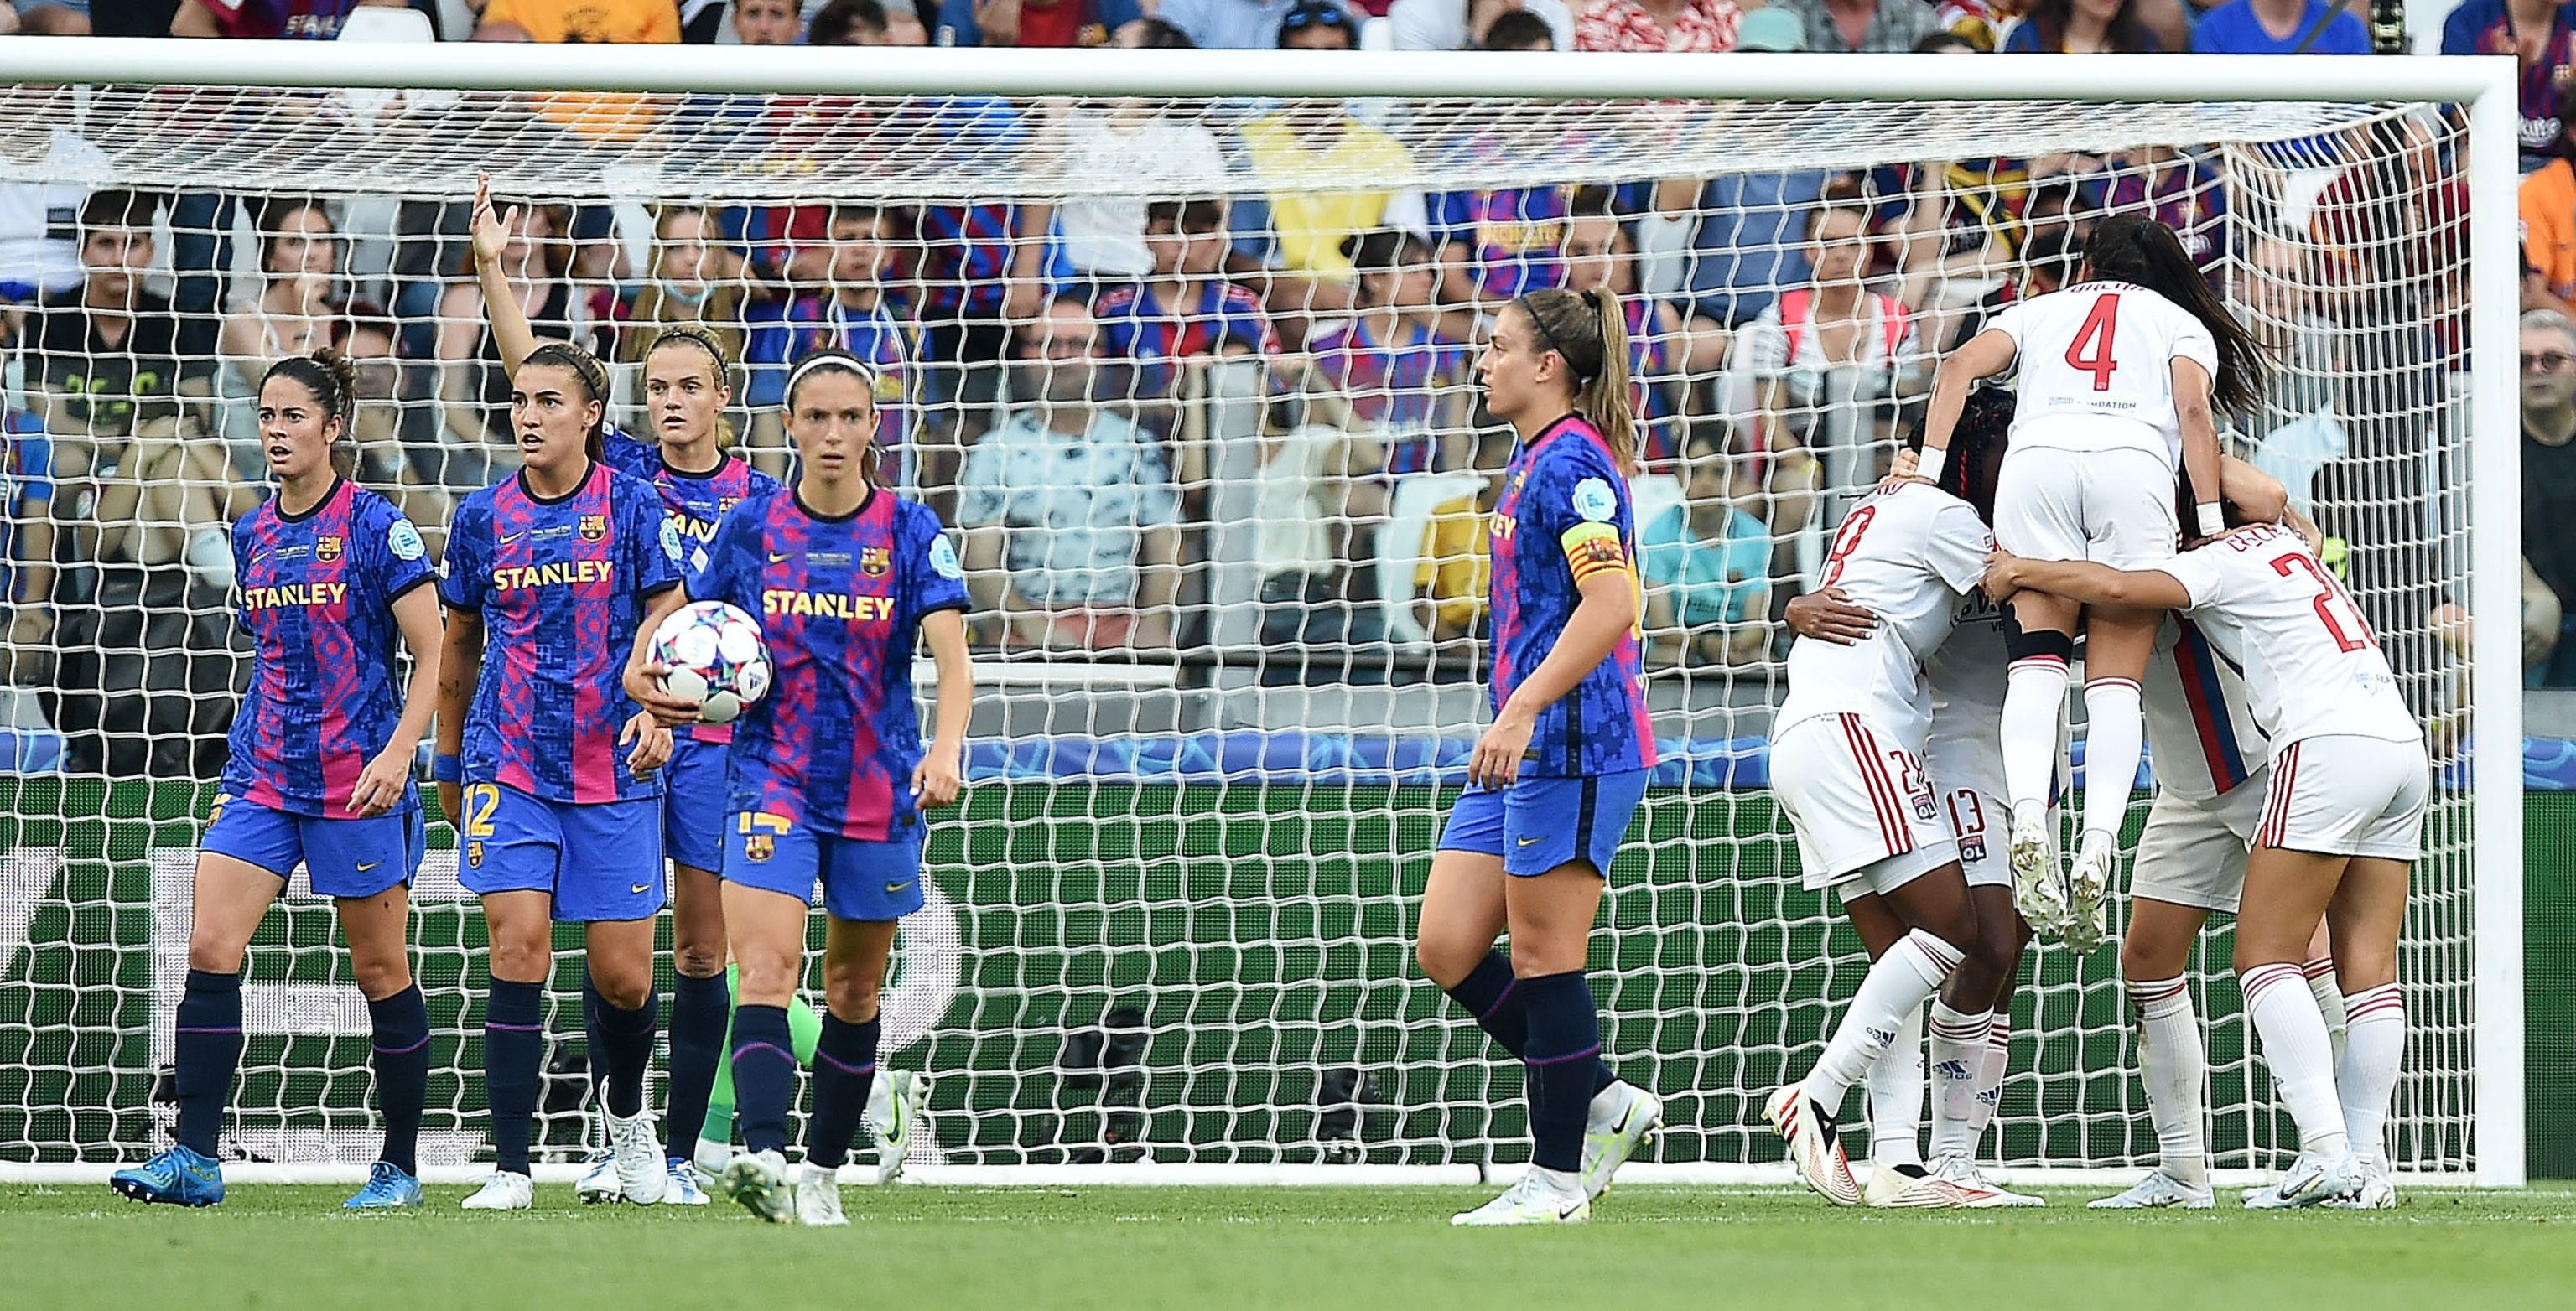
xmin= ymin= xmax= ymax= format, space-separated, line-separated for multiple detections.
xmin=97 ymin=174 xmax=2424 ymax=1223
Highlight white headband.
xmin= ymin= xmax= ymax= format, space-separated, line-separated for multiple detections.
xmin=784 ymin=353 xmax=880 ymax=404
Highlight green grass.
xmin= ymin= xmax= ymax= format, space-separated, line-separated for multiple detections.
xmin=5 ymin=1184 xmax=2573 ymax=1310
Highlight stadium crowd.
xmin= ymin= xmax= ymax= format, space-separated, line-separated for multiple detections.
xmin=0 ymin=0 xmax=2551 ymax=776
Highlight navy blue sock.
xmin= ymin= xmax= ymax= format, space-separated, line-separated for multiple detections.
xmin=664 ymin=971 xmax=729 ymax=1159
xmin=804 ymin=1013 xmax=880 ymax=1170
xmin=482 ymin=979 xmax=543 ymax=1176
xmin=1445 ymin=951 xmax=1619 ymax=1097
xmin=173 ymin=969 xmax=242 ymax=1157
xmin=730 ymin=1005 xmax=796 ymax=1157
xmin=1519 ymin=971 xmax=1602 ymax=1174
xmin=367 ymin=984 xmax=430 ymax=1175
xmin=591 ymin=982 xmax=659 ymax=1120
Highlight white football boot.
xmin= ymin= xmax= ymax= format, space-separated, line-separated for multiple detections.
xmin=662 ymin=1157 xmax=710 ymax=1205
xmin=795 ymin=1162 xmax=849 ymax=1226
xmin=2008 ymin=808 xmax=2068 ymax=935
xmin=1450 ymin=1167 xmax=1590 ymax=1226
xmin=870 ymin=1070 xmax=929 ymax=1185
xmin=2090 ymin=1169 xmax=2215 ymax=1210
xmin=724 ymin=1148 xmax=795 ymax=1224
xmin=1577 ymin=1081 xmax=1662 ymax=1200
xmin=1929 ymin=1154 xmax=2044 ymax=1207
xmin=1763 ymin=1083 xmax=1862 ymax=1205
xmin=605 ymin=1106 xmax=667 ymax=1205
xmin=1862 ymin=1163 xmax=1965 ymax=1209
xmin=574 ymin=1149 xmax=621 ymax=1205
xmin=460 ymin=1171 xmax=534 ymax=1211
xmin=2062 ymin=832 xmax=2116 ymax=954
xmin=2324 ymin=1160 xmax=2397 ymax=1210
xmin=2244 ymin=1152 xmax=2359 ymax=1210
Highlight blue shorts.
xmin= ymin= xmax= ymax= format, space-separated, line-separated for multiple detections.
xmin=1438 ymin=770 xmax=1650 ymax=878
xmin=201 ymin=793 xmax=424 ymax=899
xmin=457 ymin=782 xmax=667 ymax=923
xmin=722 ymin=811 xmax=927 ymax=923
xmin=662 ymin=738 xmax=730 ymax=873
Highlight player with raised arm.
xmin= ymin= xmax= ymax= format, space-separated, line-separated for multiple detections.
xmin=653 ymin=349 xmax=971 ymax=1226
xmin=1418 ymin=286 xmax=1662 ymax=1228
xmin=1762 ymin=407 xmax=2018 ymax=1209
xmin=469 ymin=175 xmax=782 ymax=1204
xmin=110 ymin=351 xmax=443 ymax=1211
xmin=1985 ymin=506 xmax=2428 ymax=1210
xmin=1917 ymin=215 xmax=2272 ymax=949
xmin=436 ymin=338 xmax=690 ymax=1211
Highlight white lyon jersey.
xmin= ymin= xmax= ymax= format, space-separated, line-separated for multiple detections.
xmin=2139 ymin=614 xmax=2271 ymax=803
xmin=1778 ymin=483 xmax=1996 ymax=750
xmin=1924 ymin=590 xmax=2007 ymax=800
xmin=2158 ymin=523 xmax=2419 ymax=748
xmin=1985 ymin=281 xmax=2219 ymax=469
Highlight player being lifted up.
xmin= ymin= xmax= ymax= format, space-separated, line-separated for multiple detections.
xmin=1762 ymin=407 xmax=2019 ymax=1209
xmin=436 ymin=337 xmax=690 ymax=1211
xmin=1986 ymin=501 xmax=2427 ymax=1210
xmin=1917 ymin=215 xmax=2273 ymax=948
xmin=470 ymin=175 xmax=782 ymax=1205
xmin=1416 ymin=286 xmax=1662 ymax=1228
xmin=111 ymin=352 xmax=443 ymax=1211
xmin=647 ymin=349 xmax=971 ymax=1226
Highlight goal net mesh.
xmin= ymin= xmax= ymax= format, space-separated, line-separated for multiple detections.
xmin=0 ymin=79 xmax=2482 ymax=1177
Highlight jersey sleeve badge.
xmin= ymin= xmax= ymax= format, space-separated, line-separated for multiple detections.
xmin=929 ymin=536 xmax=964 ymax=579
xmin=1571 ymin=477 xmax=1618 ymax=523
xmin=387 ymin=521 xmax=426 ymax=562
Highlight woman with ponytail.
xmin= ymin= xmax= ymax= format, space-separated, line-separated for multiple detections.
xmin=1415 ymin=285 xmax=1663 ymax=1226
xmin=1915 ymin=211 xmax=2272 ymax=952
xmin=109 ymin=350 xmax=444 ymax=1211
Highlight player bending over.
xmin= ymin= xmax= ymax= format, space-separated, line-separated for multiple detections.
xmin=112 ymin=352 xmax=443 ymax=1210
xmin=641 ymin=350 xmax=969 ymax=1226
xmin=470 ymin=175 xmax=783 ymax=1204
xmin=1918 ymin=215 xmax=2272 ymax=948
xmin=1986 ymin=508 xmax=2425 ymax=1210
xmin=437 ymin=340 xmax=690 ymax=1210
xmin=1415 ymin=287 xmax=1662 ymax=1227
xmin=1762 ymin=404 xmax=2017 ymax=1208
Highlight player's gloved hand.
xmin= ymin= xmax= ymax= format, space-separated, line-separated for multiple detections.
xmin=349 ymin=744 xmax=413 ymax=819
xmin=1981 ymin=548 xmax=2026 ymax=603
xmin=624 ymin=658 xmax=705 ymax=727
xmin=1467 ymin=707 xmax=1535 ymax=790
xmin=911 ymin=749 xmax=965 ymax=809
xmin=1784 ymin=587 xmax=1877 ymax=645
xmin=621 ymin=709 xmax=673 ymax=775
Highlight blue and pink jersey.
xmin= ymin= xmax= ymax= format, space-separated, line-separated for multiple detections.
xmin=917 ymin=203 xmax=1017 ymax=319
xmin=1431 ymin=185 xmax=1570 ymax=303
xmin=1488 ymin=414 xmax=1656 ymax=779
xmin=601 ymin=428 xmax=782 ymax=746
xmin=1090 ymin=280 xmax=1276 ymax=399
xmin=1304 ymin=315 xmax=1464 ymax=474
xmin=439 ymin=462 xmax=685 ymax=804
xmin=781 ymin=296 xmax=917 ymax=455
xmin=221 ymin=479 xmax=437 ymax=820
xmin=689 ymin=487 xmax=969 ymax=841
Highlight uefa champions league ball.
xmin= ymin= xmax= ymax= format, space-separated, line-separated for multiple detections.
xmin=651 ymin=601 xmax=771 ymax=725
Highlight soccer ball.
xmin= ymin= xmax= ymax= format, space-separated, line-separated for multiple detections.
xmin=650 ymin=600 xmax=771 ymax=725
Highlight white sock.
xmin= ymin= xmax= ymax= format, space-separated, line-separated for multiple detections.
xmin=2080 ymin=677 xmax=2143 ymax=846
xmin=2241 ymin=962 xmax=2350 ymax=1159
xmin=1809 ymin=930 xmax=1964 ymax=1114
xmin=2131 ymin=975 xmax=2209 ymax=1185
xmin=1925 ymin=1001 xmax=1992 ymax=1161
xmin=2305 ymin=957 xmax=2349 ymax=1066
xmin=2338 ymin=983 xmax=2405 ymax=1170
xmin=1967 ymin=1012 xmax=2011 ymax=1146
xmin=1864 ymin=1003 xmax=1924 ymax=1168
xmin=2002 ymin=656 xmax=2070 ymax=814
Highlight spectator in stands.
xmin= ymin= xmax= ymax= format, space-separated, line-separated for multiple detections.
xmin=778 ymin=205 xmax=917 ymax=479
xmin=1233 ymin=95 xmax=1423 ymax=346
xmin=1574 ymin=0 xmax=1740 ymax=51
xmin=1667 ymin=12 xmax=1821 ymax=384
xmin=614 ymin=205 xmax=748 ymax=370
xmin=1415 ymin=467 xmax=1497 ymax=645
xmin=217 ymin=200 xmax=342 ymax=473
xmin=711 ymin=0 xmax=797 ymax=40
xmin=1155 ymin=0 xmax=1354 ymax=48
xmin=1306 ymin=229 xmax=1468 ymax=478
xmin=809 ymin=0 xmax=909 ymax=41
xmin=1390 ymin=0 xmax=1573 ymax=48
xmin=1775 ymin=0 xmax=1940 ymax=52
xmin=0 ymin=86 xmax=102 ymax=321
xmin=1912 ymin=26 xmax=1978 ymax=51
xmin=1880 ymin=157 xmax=2024 ymax=355
xmin=1477 ymin=5 xmax=1556 ymax=45
xmin=1559 ymin=188 xmax=1717 ymax=467
xmin=2444 ymin=0 xmax=2576 ymax=174
xmin=27 ymin=190 xmax=242 ymax=589
xmin=957 ymin=297 xmax=1184 ymax=650
xmin=2002 ymin=0 xmax=2160 ymax=50
xmin=903 ymin=101 xmax=1052 ymax=486
xmin=1114 ymin=13 xmax=1195 ymax=41
xmin=2189 ymin=0 xmax=2367 ymax=53
xmin=1277 ymin=0 xmax=1362 ymax=44
xmin=1047 ymin=83 xmax=1228 ymax=293
xmin=2523 ymin=308 xmax=2576 ymax=685
xmin=433 ymin=198 xmax=574 ymax=485
xmin=5 ymin=3 xmax=92 ymax=34
xmin=937 ymin=0 xmax=1135 ymax=43
xmin=478 ymin=0 xmax=680 ymax=142
xmin=1093 ymin=199 xmax=1277 ymax=418
xmin=1254 ymin=420 xmax=1384 ymax=656
xmin=170 ymin=0 xmax=401 ymax=36
xmin=2 ymin=403 xmax=56 ymax=684
xmin=2525 ymin=113 xmax=2576 ymax=319
xmin=2101 ymin=145 xmax=2225 ymax=280
xmin=2237 ymin=233 xmax=2338 ymax=459
xmin=1731 ymin=194 xmax=1921 ymax=536
xmin=1642 ymin=433 xmax=1771 ymax=666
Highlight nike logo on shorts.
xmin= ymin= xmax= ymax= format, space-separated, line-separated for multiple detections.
xmin=884 ymin=879 xmax=916 ymax=895
xmin=356 ymin=860 xmax=382 ymax=872
xmin=631 ymin=883 xmax=652 ymax=895
xmin=1516 ymin=837 xmax=1542 ymax=847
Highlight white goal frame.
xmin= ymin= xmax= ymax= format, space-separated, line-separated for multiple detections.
xmin=0 ymin=39 xmax=2526 ymax=1189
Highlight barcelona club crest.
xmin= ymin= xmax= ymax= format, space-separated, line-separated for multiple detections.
xmin=466 ymin=840 xmax=484 ymax=868
xmin=579 ymin=513 xmax=608 ymax=542
xmin=315 ymin=535 xmax=342 ymax=563
xmin=860 ymin=546 xmax=891 ymax=578
xmin=740 ymin=811 xmax=789 ymax=863
xmin=745 ymin=832 xmax=773 ymax=863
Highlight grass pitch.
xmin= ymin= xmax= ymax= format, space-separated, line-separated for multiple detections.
xmin=7 ymin=1183 xmax=2572 ymax=1311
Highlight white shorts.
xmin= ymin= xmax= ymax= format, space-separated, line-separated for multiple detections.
xmin=1937 ymin=786 xmax=2013 ymax=890
xmin=2130 ymin=770 xmax=2268 ymax=914
xmin=1993 ymin=444 xmax=2179 ymax=570
xmin=1774 ymin=713 xmax=1957 ymax=895
xmin=2257 ymin=735 xmax=2432 ymax=860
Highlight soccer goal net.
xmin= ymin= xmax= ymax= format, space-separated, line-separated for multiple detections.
xmin=0 ymin=44 xmax=2523 ymax=1184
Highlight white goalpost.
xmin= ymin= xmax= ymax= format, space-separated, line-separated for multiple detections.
xmin=0 ymin=41 xmax=2524 ymax=1189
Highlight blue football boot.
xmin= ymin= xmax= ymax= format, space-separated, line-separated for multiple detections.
xmin=344 ymin=1161 xmax=424 ymax=1210
xmin=110 ymin=1144 xmax=225 ymax=1207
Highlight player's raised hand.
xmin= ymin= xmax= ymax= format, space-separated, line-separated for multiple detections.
xmin=468 ymin=172 xmax=520 ymax=271
xmin=1784 ymin=587 xmax=1878 ymax=645
xmin=1981 ymin=548 xmax=2026 ymax=603
xmin=620 ymin=708 xmax=673 ymax=775
xmin=1467 ymin=710 xmax=1535 ymax=791
xmin=911 ymin=749 xmax=964 ymax=810
xmin=349 ymin=744 xmax=414 ymax=819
